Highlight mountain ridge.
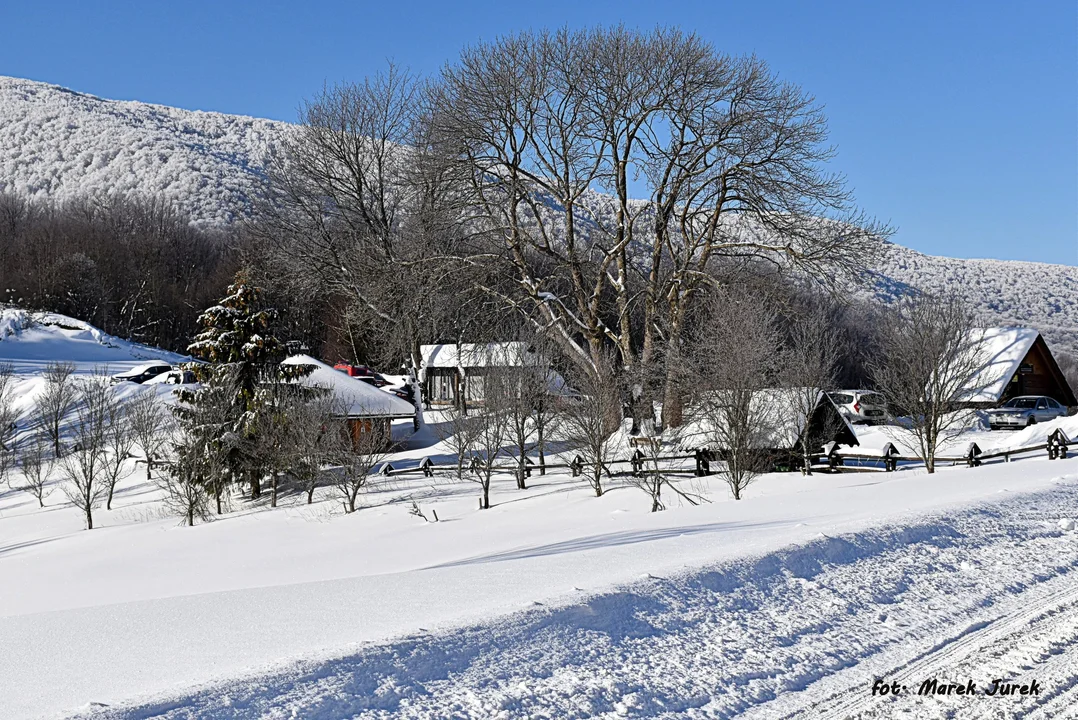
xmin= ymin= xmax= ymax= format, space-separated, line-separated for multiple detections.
xmin=2 ymin=74 xmax=1075 ymax=355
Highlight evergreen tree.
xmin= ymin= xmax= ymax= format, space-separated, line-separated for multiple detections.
xmin=177 ymin=270 xmax=307 ymax=501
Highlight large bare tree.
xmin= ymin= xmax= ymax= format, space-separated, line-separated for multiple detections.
xmin=429 ymin=26 xmax=886 ymax=426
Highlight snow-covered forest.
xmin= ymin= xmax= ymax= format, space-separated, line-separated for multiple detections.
xmin=1 ymin=74 xmax=1076 ymax=358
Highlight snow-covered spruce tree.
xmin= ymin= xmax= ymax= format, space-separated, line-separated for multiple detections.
xmin=179 ymin=271 xmax=308 ymax=501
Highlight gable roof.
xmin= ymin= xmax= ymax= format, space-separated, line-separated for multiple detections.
xmin=420 ymin=341 xmax=575 ymax=396
xmin=281 ymin=355 xmax=415 ymax=419
xmin=673 ymin=388 xmax=859 ymax=451
xmin=961 ymin=327 xmax=1046 ymax=403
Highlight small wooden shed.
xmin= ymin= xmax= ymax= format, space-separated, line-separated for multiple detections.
xmin=675 ymin=388 xmax=859 ymax=469
xmin=282 ymin=355 xmax=416 ymax=448
xmin=419 ymin=341 xmax=571 ymax=409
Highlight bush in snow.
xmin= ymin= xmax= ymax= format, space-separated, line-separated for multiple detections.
xmin=59 ymin=370 xmax=115 ymax=529
xmin=34 ymin=360 xmax=77 ymax=458
xmin=0 ymin=362 xmax=16 ymax=485
xmin=15 ymin=432 xmax=53 ymax=508
xmin=127 ymin=388 xmax=173 ymax=481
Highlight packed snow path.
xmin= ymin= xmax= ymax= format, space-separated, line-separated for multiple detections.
xmin=72 ymin=479 xmax=1078 ymax=719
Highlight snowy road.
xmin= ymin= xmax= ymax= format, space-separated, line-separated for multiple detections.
xmin=70 ymin=477 xmax=1078 ymax=719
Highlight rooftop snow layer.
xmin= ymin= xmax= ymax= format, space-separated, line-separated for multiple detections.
xmin=961 ymin=326 xmax=1042 ymax=403
xmin=282 ymin=354 xmax=415 ymax=418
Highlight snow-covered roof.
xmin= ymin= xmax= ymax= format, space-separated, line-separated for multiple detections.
xmin=674 ymin=388 xmax=858 ymax=451
xmin=421 ymin=342 xmax=536 ymax=369
xmin=420 ymin=342 xmax=575 ymax=396
xmin=960 ymin=327 xmax=1041 ymax=403
xmin=281 ymin=355 xmax=415 ymax=419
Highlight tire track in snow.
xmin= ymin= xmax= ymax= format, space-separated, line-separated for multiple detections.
xmin=769 ymin=571 xmax=1078 ymax=719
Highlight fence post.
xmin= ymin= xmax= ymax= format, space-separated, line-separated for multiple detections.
xmin=966 ymin=442 xmax=982 ymax=468
xmin=631 ymin=449 xmax=645 ymax=477
xmin=570 ymin=455 xmax=584 ymax=477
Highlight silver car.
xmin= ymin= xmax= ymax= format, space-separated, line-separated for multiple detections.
xmin=988 ymin=396 xmax=1067 ymax=430
xmin=827 ymin=390 xmax=890 ymax=425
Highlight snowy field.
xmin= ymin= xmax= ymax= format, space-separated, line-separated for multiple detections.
xmin=3 ymin=312 xmax=1078 ymax=718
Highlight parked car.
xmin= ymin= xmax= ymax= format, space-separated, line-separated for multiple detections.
xmin=988 ymin=396 xmax=1067 ymax=430
xmin=144 ymin=369 xmax=196 ymax=385
xmin=827 ymin=390 xmax=889 ymax=425
xmin=111 ymin=363 xmax=172 ymax=384
xmin=333 ymin=363 xmax=390 ymax=387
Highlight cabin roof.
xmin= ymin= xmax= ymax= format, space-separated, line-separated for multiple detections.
xmin=282 ymin=355 xmax=415 ymax=418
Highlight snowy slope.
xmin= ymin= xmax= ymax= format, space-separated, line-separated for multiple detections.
xmin=2 ymin=75 xmax=1075 ymax=353
xmin=864 ymin=242 xmax=1078 ymax=357
xmin=0 ymin=76 xmax=291 ymax=228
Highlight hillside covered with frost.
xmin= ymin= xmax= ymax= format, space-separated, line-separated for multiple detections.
xmin=0 ymin=75 xmax=291 ymax=228
xmin=1 ymin=75 xmax=1075 ymax=353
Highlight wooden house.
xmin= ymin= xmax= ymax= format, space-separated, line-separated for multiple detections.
xmin=419 ymin=342 xmax=571 ymax=410
xmin=961 ymin=328 xmax=1076 ymax=407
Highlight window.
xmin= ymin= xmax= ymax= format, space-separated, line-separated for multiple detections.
xmin=1036 ymin=399 xmax=1048 ymax=410
xmin=1047 ymin=398 xmax=1061 ymax=409
xmin=829 ymin=393 xmax=854 ymax=405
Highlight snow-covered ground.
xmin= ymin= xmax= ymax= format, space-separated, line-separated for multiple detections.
xmin=3 ymin=310 xmax=1078 ymax=718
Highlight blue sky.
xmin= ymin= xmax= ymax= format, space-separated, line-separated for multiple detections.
xmin=2 ymin=0 xmax=1075 ymax=264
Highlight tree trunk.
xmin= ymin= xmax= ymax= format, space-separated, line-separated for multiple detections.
xmin=250 ymin=473 xmax=261 ymax=500
xmin=85 ymin=506 xmax=93 ymax=530
xmin=271 ymin=473 xmax=278 ymax=508
xmin=538 ymin=423 xmax=546 ymax=476
xmin=593 ymin=470 xmax=603 ymax=497
xmin=481 ymin=484 xmax=490 ymax=509
xmin=215 ymin=485 xmax=222 ymax=514
xmin=307 ymin=486 xmax=314 ymax=504
xmin=187 ymin=507 xmax=194 ymax=527
xmin=106 ymin=485 xmax=115 ymax=510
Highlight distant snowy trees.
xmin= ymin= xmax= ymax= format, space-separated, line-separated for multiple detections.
xmin=0 ymin=192 xmax=236 ymax=353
